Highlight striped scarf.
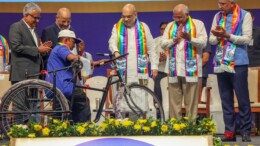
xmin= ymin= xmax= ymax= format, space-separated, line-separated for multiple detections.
xmin=0 ymin=35 xmax=9 ymax=72
xmin=168 ymin=16 xmax=198 ymax=83
xmin=116 ymin=18 xmax=148 ymax=79
xmin=214 ymin=4 xmax=241 ymax=73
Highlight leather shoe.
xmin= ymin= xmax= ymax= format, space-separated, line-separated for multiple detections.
xmin=242 ymin=134 xmax=251 ymax=142
xmin=221 ymin=136 xmax=236 ymax=142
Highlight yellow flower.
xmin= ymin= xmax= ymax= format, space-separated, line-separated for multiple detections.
xmin=151 ymin=121 xmax=157 ymax=128
xmin=42 ymin=127 xmax=50 ymax=136
xmin=161 ymin=124 xmax=168 ymax=133
xmin=28 ymin=133 xmax=36 ymax=138
xmin=137 ymin=119 xmax=147 ymax=124
xmin=56 ymin=126 xmax=63 ymax=131
xmin=180 ymin=123 xmax=186 ymax=129
xmin=142 ymin=126 xmax=151 ymax=132
xmin=134 ymin=124 xmax=141 ymax=131
xmin=77 ymin=126 xmax=86 ymax=135
xmin=82 ymin=123 xmax=88 ymax=128
xmin=89 ymin=124 xmax=95 ymax=128
xmin=170 ymin=118 xmax=176 ymax=123
xmin=92 ymin=130 xmax=98 ymax=136
xmin=210 ymin=128 xmax=216 ymax=133
xmin=53 ymin=119 xmax=59 ymax=124
xmin=99 ymin=123 xmax=108 ymax=131
xmin=34 ymin=124 xmax=42 ymax=131
xmin=115 ymin=120 xmax=120 ymax=127
xmin=122 ymin=120 xmax=133 ymax=128
xmin=109 ymin=118 xmax=115 ymax=124
xmin=183 ymin=117 xmax=189 ymax=120
xmin=62 ymin=122 xmax=68 ymax=129
xmin=7 ymin=132 xmax=12 ymax=136
xmin=173 ymin=124 xmax=181 ymax=131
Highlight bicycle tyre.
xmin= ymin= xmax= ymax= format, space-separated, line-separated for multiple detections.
xmin=0 ymin=79 xmax=70 ymax=138
xmin=124 ymin=83 xmax=165 ymax=122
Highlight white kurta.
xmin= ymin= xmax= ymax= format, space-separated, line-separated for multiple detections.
xmin=160 ymin=19 xmax=207 ymax=78
xmin=109 ymin=21 xmax=158 ymax=83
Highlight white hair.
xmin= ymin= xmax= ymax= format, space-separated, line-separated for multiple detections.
xmin=173 ymin=4 xmax=189 ymax=15
xmin=229 ymin=0 xmax=237 ymax=3
xmin=23 ymin=2 xmax=41 ymax=15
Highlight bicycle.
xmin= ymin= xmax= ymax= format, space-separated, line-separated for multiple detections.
xmin=0 ymin=53 xmax=164 ymax=138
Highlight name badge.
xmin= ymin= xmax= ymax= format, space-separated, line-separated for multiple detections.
xmin=138 ymin=54 xmax=147 ymax=69
xmin=224 ymin=46 xmax=235 ymax=61
xmin=169 ymin=57 xmax=176 ymax=72
xmin=186 ymin=58 xmax=197 ymax=72
xmin=116 ymin=58 xmax=127 ymax=72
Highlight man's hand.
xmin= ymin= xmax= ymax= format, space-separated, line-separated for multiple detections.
xmin=211 ymin=26 xmax=230 ymax=39
xmin=151 ymin=69 xmax=158 ymax=79
xmin=159 ymin=52 xmax=167 ymax=62
xmin=42 ymin=41 xmax=53 ymax=48
xmin=173 ymin=37 xmax=181 ymax=44
xmin=38 ymin=42 xmax=52 ymax=53
xmin=180 ymin=30 xmax=191 ymax=41
xmin=113 ymin=51 xmax=120 ymax=58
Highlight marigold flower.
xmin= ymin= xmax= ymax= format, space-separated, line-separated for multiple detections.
xmin=122 ymin=120 xmax=133 ymax=128
xmin=180 ymin=123 xmax=186 ymax=129
xmin=134 ymin=124 xmax=141 ymax=131
xmin=82 ymin=123 xmax=88 ymax=128
xmin=142 ymin=126 xmax=151 ymax=132
xmin=62 ymin=122 xmax=68 ymax=129
xmin=109 ymin=118 xmax=115 ymax=124
xmin=161 ymin=124 xmax=168 ymax=133
xmin=137 ymin=119 xmax=147 ymax=124
xmin=170 ymin=118 xmax=176 ymax=123
xmin=151 ymin=121 xmax=157 ymax=128
xmin=53 ymin=119 xmax=59 ymax=124
xmin=99 ymin=123 xmax=108 ymax=131
xmin=183 ymin=117 xmax=189 ymax=120
xmin=115 ymin=120 xmax=120 ymax=127
xmin=77 ymin=126 xmax=86 ymax=135
xmin=173 ymin=124 xmax=181 ymax=131
xmin=42 ymin=127 xmax=50 ymax=136
xmin=34 ymin=125 xmax=42 ymax=131
xmin=28 ymin=133 xmax=36 ymax=138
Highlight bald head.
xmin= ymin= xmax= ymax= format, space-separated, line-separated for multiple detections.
xmin=172 ymin=4 xmax=189 ymax=25
xmin=121 ymin=3 xmax=137 ymax=27
xmin=56 ymin=8 xmax=71 ymax=30
xmin=173 ymin=4 xmax=189 ymax=15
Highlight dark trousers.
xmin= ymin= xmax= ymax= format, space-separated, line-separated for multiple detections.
xmin=70 ymin=88 xmax=91 ymax=123
xmin=217 ymin=65 xmax=252 ymax=134
xmin=154 ymin=72 xmax=167 ymax=105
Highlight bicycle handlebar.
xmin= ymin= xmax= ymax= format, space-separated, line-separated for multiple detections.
xmin=94 ymin=53 xmax=129 ymax=68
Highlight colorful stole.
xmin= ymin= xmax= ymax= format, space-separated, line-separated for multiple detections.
xmin=168 ymin=16 xmax=197 ymax=83
xmin=214 ymin=4 xmax=241 ymax=73
xmin=0 ymin=35 xmax=9 ymax=72
xmin=116 ymin=18 xmax=148 ymax=79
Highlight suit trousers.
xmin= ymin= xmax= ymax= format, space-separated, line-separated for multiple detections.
xmin=217 ymin=65 xmax=252 ymax=134
xmin=168 ymin=76 xmax=201 ymax=120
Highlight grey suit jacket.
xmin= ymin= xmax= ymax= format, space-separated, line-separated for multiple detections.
xmin=9 ymin=19 xmax=41 ymax=81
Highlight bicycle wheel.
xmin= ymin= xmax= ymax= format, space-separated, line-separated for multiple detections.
xmin=0 ymin=79 xmax=70 ymax=138
xmin=123 ymin=83 xmax=165 ymax=122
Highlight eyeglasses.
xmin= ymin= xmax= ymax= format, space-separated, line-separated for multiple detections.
xmin=28 ymin=13 xmax=40 ymax=21
xmin=173 ymin=15 xmax=184 ymax=20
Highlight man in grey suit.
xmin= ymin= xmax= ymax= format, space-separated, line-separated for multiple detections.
xmin=9 ymin=2 xmax=52 ymax=84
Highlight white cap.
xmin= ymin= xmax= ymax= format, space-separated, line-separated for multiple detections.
xmin=58 ymin=30 xmax=81 ymax=44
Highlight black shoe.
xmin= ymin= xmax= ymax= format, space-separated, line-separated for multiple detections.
xmin=221 ymin=136 xmax=236 ymax=142
xmin=242 ymin=134 xmax=251 ymax=142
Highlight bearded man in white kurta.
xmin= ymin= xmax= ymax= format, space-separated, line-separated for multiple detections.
xmin=161 ymin=4 xmax=207 ymax=120
xmin=108 ymin=4 xmax=159 ymax=116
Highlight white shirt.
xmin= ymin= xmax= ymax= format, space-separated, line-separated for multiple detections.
xmin=154 ymin=36 xmax=167 ymax=72
xmin=161 ymin=19 xmax=207 ymax=77
xmin=109 ymin=21 xmax=159 ymax=83
xmin=23 ymin=19 xmax=38 ymax=47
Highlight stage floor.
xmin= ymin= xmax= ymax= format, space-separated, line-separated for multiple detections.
xmin=1 ymin=135 xmax=260 ymax=146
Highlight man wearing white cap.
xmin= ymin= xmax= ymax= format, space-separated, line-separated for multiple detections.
xmin=46 ymin=29 xmax=88 ymax=123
